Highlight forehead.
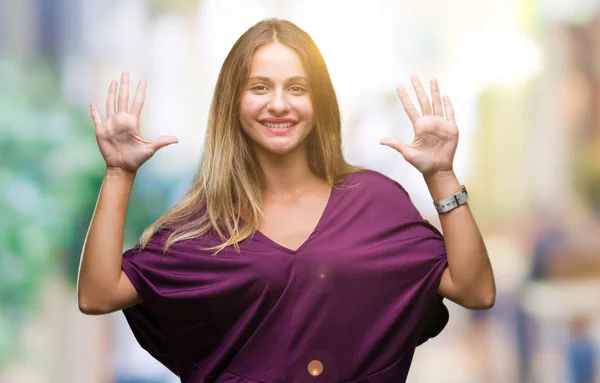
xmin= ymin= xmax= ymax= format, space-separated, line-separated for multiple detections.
xmin=249 ymin=42 xmax=306 ymax=78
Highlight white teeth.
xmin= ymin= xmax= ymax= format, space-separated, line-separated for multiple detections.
xmin=263 ymin=122 xmax=295 ymax=129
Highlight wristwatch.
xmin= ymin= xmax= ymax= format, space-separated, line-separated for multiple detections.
xmin=433 ymin=185 xmax=469 ymax=214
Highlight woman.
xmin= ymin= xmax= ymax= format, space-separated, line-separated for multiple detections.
xmin=78 ymin=18 xmax=495 ymax=383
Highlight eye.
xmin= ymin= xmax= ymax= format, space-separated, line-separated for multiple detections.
xmin=289 ymin=86 xmax=308 ymax=94
xmin=250 ymin=85 xmax=269 ymax=92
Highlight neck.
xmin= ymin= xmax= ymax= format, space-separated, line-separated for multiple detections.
xmin=254 ymin=145 xmax=323 ymax=199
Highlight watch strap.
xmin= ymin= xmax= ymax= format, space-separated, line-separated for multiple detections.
xmin=433 ymin=185 xmax=468 ymax=214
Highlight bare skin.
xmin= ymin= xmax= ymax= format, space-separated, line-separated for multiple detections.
xmin=240 ymin=42 xmax=332 ymax=252
xmin=77 ymin=72 xmax=178 ymax=315
xmin=258 ymin=180 xmax=331 ymax=251
xmin=381 ymin=76 xmax=495 ymax=310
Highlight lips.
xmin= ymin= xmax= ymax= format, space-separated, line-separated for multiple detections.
xmin=259 ymin=122 xmax=295 ymax=136
xmin=262 ymin=121 xmax=296 ymax=129
xmin=260 ymin=118 xmax=297 ymax=123
xmin=259 ymin=117 xmax=298 ymax=131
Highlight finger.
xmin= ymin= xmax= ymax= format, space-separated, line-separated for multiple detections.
xmin=106 ymin=80 xmax=117 ymax=118
xmin=130 ymin=79 xmax=147 ymax=117
xmin=396 ymin=85 xmax=420 ymax=125
xmin=117 ymin=72 xmax=130 ymax=113
xmin=410 ymin=76 xmax=432 ymax=116
xmin=430 ymin=78 xmax=444 ymax=117
xmin=380 ymin=137 xmax=412 ymax=161
xmin=90 ymin=103 xmax=103 ymax=127
xmin=149 ymin=135 xmax=179 ymax=153
xmin=443 ymin=95 xmax=456 ymax=124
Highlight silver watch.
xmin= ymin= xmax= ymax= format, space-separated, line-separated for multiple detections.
xmin=433 ymin=185 xmax=469 ymax=214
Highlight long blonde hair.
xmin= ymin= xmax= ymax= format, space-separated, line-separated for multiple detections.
xmin=140 ymin=18 xmax=361 ymax=254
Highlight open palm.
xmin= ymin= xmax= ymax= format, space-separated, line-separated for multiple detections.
xmin=381 ymin=76 xmax=458 ymax=177
xmin=90 ymin=72 xmax=178 ymax=174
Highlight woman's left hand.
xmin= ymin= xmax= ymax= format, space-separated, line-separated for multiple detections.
xmin=380 ymin=76 xmax=458 ymax=178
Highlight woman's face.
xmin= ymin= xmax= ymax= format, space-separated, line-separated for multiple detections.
xmin=239 ymin=42 xmax=315 ymax=156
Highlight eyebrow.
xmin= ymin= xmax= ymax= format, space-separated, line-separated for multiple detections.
xmin=247 ymin=76 xmax=308 ymax=83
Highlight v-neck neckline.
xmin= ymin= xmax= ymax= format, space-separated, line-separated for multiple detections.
xmin=252 ymin=184 xmax=338 ymax=255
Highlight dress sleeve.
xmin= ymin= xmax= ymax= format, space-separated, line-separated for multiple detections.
xmin=122 ymin=303 xmax=178 ymax=375
xmin=395 ymin=188 xmax=449 ymax=347
xmin=369 ymin=172 xmax=450 ymax=347
xmin=416 ymin=280 xmax=449 ymax=346
xmin=120 ymin=228 xmax=178 ymax=375
xmin=393 ymin=217 xmax=449 ymax=347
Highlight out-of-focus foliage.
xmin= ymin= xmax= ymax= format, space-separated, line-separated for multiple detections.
xmin=0 ymin=58 xmax=174 ymax=368
xmin=0 ymin=57 xmax=100 ymax=368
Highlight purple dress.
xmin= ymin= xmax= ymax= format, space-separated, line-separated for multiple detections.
xmin=122 ymin=170 xmax=449 ymax=383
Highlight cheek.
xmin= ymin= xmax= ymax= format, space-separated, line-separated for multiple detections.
xmin=295 ymin=99 xmax=314 ymax=121
xmin=240 ymin=97 xmax=262 ymax=119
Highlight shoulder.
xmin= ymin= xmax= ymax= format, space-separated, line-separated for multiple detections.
xmin=129 ymin=224 xmax=212 ymax=260
xmin=132 ymin=226 xmax=173 ymax=253
xmin=341 ymin=169 xmax=411 ymax=200
xmin=338 ymin=169 xmax=419 ymax=218
xmin=134 ymin=206 xmax=215 ymax=253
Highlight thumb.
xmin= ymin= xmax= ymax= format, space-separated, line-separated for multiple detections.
xmin=149 ymin=135 xmax=179 ymax=153
xmin=380 ymin=137 xmax=411 ymax=159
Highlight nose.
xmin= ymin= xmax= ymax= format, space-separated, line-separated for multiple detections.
xmin=267 ymin=90 xmax=291 ymax=115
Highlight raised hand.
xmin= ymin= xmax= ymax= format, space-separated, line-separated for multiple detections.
xmin=90 ymin=72 xmax=178 ymax=174
xmin=380 ymin=76 xmax=458 ymax=178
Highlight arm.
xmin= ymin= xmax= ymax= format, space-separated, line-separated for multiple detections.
xmin=77 ymin=169 xmax=142 ymax=315
xmin=77 ymin=72 xmax=178 ymax=315
xmin=380 ymin=76 xmax=495 ymax=310
xmin=425 ymin=171 xmax=495 ymax=310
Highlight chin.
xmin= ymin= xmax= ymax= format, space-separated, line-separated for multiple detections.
xmin=243 ymin=124 xmax=314 ymax=157
xmin=263 ymin=142 xmax=300 ymax=155
xmin=257 ymin=138 xmax=306 ymax=156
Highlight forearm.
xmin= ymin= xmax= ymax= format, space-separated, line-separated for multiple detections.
xmin=77 ymin=168 xmax=135 ymax=309
xmin=425 ymin=170 xmax=495 ymax=305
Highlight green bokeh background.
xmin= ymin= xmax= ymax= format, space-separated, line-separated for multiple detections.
xmin=0 ymin=58 xmax=173 ymax=368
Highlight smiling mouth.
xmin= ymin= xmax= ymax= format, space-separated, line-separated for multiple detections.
xmin=261 ymin=122 xmax=297 ymax=129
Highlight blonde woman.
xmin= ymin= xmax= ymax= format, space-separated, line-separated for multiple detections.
xmin=78 ymin=18 xmax=495 ymax=383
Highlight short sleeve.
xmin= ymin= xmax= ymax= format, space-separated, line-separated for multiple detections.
xmin=416 ymin=265 xmax=449 ymax=346
xmin=122 ymin=304 xmax=178 ymax=375
xmin=391 ymin=181 xmax=449 ymax=346
xmin=121 ymin=229 xmax=178 ymax=375
xmin=393 ymin=186 xmax=449 ymax=347
xmin=353 ymin=170 xmax=450 ymax=346
xmin=122 ymin=248 xmax=162 ymax=305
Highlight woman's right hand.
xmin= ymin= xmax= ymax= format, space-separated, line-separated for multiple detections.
xmin=90 ymin=72 xmax=178 ymax=174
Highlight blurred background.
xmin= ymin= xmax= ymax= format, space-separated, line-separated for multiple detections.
xmin=1 ymin=0 xmax=600 ymax=382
